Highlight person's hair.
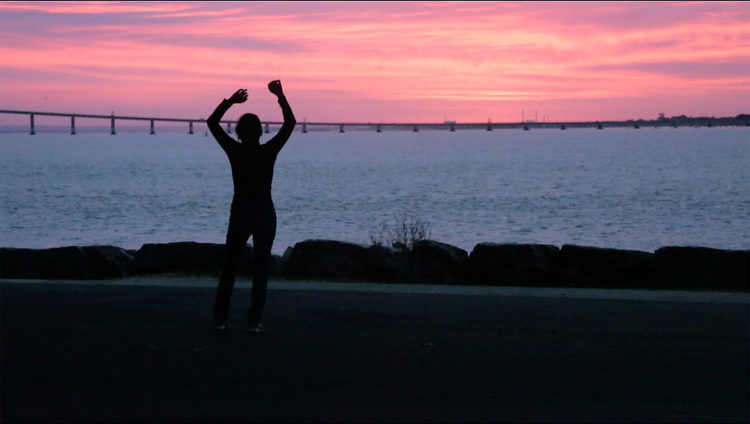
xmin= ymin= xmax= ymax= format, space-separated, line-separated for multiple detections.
xmin=236 ymin=113 xmax=262 ymax=144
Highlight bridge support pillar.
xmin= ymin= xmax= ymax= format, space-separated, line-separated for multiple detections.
xmin=302 ymin=121 xmax=307 ymax=133
xmin=376 ymin=124 xmax=381 ymax=133
xmin=110 ymin=116 xmax=116 ymax=135
xmin=70 ymin=116 xmax=76 ymax=135
xmin=449 ymin=122 xmax=455 ymax=132
xmin=487 ymin=120 xmax=493 ymax=131
xmin=413 ymin=125 xmax=418 ymax=132
xmin=150 ymin=119 xmax=155 ymax=135
xmin=265 ymin=123 xmax=270 ymax=134
xmin=226 ymin=121 xmax=232 ymax=134
xmin=339 ymin=124 xmax=345 ymax=133
xmin=188 ymin=121 xmax=194 ymax=134
xmin=29 ymin=113 xmax=35 ymax=135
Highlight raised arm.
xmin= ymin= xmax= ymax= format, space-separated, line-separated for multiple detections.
xmin=207 ymin=89 xmax=247 ymax=152
xmin=265 ymin=80 xmax=296 ymax=155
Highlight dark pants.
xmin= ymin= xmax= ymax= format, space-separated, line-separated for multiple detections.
xmin=213 ymin=201 xmax=276 ymax=325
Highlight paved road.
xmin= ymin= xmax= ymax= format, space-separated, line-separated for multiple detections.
xmin=2 ymin=279 xmax=748 ymax=422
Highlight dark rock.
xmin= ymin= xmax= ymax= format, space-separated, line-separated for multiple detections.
xmin=130 ymin=242 xmax=261 ymax=276
xmin=0 ymin=245 xmax=133 ymax=279
xmin=558 ymin=245 xmax=653 ymax=288
xmin=469 ymin=243 xmax=560 ymax=286
xmin=392 ymin=242 xmax=408 ymax=251
xmin=130 ymin=242 xmax=227 ymax=276
xmin=267 ymin=254 xmax=282 ymax=277
xmin=1 ymin=246 xmax=87 ymax=279
xmin=280 ymin=239 xmax=365 ymax=280
xmin=81 ymin=246 xmax=134 ymax=278
xmin=362 ymin=245 xmax=404 ymax=281
xmin=404 ymin=240 xmax=468 ymax=284
xmin=280 ymin=239 xmax=399 ymax=281
xmin=654 ymin=246 xmax=750 ymax=291
xmin=279 ymin=246 xmax=294 ymax=275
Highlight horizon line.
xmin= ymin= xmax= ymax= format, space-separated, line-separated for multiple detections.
xmin=1 ymin=109 xmax=748 ymax=127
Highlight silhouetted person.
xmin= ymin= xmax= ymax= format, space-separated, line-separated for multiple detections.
xmin=207 ymin=80 xmax=296 ymax=333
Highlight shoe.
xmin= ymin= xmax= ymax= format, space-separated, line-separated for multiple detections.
xmin=215 ymin=321 xmax=231 ymax=331
xmin=248 ymin=322 xmax=263 ymax=334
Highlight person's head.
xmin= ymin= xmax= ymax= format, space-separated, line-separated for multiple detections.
xmin=236 ymin=113 xmax=262 ymax=145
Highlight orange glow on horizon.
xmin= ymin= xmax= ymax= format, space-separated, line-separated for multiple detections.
xmin=0 ymin=1 xmax=748 ymax=123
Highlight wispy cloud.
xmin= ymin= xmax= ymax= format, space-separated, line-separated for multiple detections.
xmin=0 ymin=1 xmax=192 ymax=14
xmin=583 ymin=57 xmax=750 ymax=79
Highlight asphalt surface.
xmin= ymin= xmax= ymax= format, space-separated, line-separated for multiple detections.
xmin=2 ymin=278 xmax=748 ymax=423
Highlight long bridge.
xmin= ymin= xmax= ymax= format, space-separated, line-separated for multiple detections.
xmin=0 ymin=109 xmax=739 ymax=135
xmin=0 ymin=109 xmax=518 ymax=134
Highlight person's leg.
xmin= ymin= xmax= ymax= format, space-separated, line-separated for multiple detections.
xmin=214 ymin=213 xmax=251 ymax=325
xmin=248 ymin=204 xmax=276 ymax=325
xmin=248 ymin=232 xmax=274 ymax=324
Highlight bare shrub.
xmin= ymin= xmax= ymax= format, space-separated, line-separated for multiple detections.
xmin=369 ymin=221 xmax=390 ymax=247
xmin=369 ymin=211 xmax=432 ymax=249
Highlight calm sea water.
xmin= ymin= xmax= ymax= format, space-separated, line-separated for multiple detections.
xmin=1 ymin=127 xmax=748 ymax=255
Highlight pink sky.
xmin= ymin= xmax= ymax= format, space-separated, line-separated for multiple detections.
xmin=1 ymin=1 xmax=748 ymax=123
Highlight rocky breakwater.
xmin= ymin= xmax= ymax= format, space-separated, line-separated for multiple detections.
xmin=279 ymin=239 xmax=468 ymax=284
xmin=129 ymin=241 xmax=281 ymax=277
xmin=278 ymin=240 xmax=748 ymax=290
xmin=557 ymin=244 xmax=655 ymax=289
xmin=653 ymin=246 xmax=749 ymax=291
xmin=468 ymin=243 xmax=560 ymax=286
xmin=0 ymin=245 xmax=134 ymax=280
xmin=0 ymin=242 xmax=281 ymax=280
xmin=467 ymin=243 xmax=747 ymax=290
xmin=1 ymin=240 xmax=747 ymax=291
